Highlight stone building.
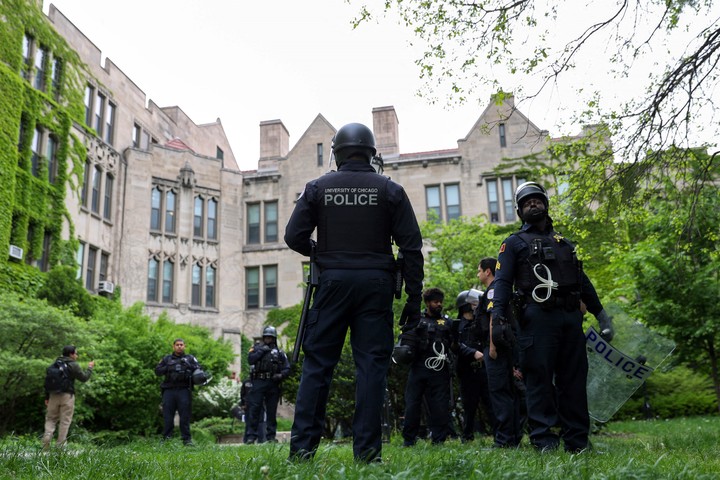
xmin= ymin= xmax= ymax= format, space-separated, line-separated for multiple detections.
xmin=5 ymin=3 xmax=591 ymax=377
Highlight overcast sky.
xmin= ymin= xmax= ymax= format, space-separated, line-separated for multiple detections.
xmin=42 ymin=1 xmax=716 ymax=170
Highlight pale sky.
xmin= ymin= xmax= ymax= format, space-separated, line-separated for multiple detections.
xmin=42 ymin=1 xmax=717 ymax=170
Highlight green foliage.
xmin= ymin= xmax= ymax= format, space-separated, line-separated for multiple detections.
xmin=419 ymin=215 xmax=508 ymax=316
xmin=0 ymin=260 xmax=46 ymax=297
xmin=36 ymin=265 xmax=97 ymax=319
xmin=618 ymin=365 xmax=718 ymax=420
xmin=190 ymin=416 xmax=243 ymax=441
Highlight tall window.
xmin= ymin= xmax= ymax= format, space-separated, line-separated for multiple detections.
xmin=86 ymin=247 xmax=97 ymax=290
xmin=425 ymin=186 xmax=441 ymax=221
xmin=193 ymin=196 xmax=204 ymax=237
xmin=162 ymin=260 xmax=174 ymax=303
xmin=246 ymin=267 xmax=260 ymax=308
xmin=21 ymin=34 xmax=32 ymax=79
xmin=99 ymin=252 xmax=109 ymax=282
xmin=317 ymin=143 xmax=323 ymax=166
xmin=487 ymin=179 xmax=499 ymax=223
xmin=147 ymin=258 xmax=159 ymax=302
xmin=34 ymin=46 xmax=47 ymax=91
xmin=264 ymin=265 xmax=278 ymax=306
xmin=94 ymin=93 xmax=105 ymax=135
xmin=191 ymin=264 xmax=202 ymax=306
xmin=206 ymin=265 xmax=216 ymax=308
xmin=264 ymin=202 xmax=278 ymax=243
xmin=31 ymin=127 xmax=41 ymax=177
xmin=84 ymin=85 xmax=94 ymax=126
xmin=247 ymin=203 xmax=260 ymax=244
xmin=216 ymin=147 xmax=224 ymax=161
xmin=132 ymin=123 xmax=141 ymax=148
xmin=207 ymin=199 xmax=217 ymax=240
xmin=91 ymin=166 xmax=102 ymax=214
xmin=165 ymin=190 xmax=176 ymax=233
xmin=445 ymin=184 xmax=460 ymax=221
xmin=81 ymin=160 xmax=91 ymax=207
xmin=51 ymin=57 xmax=62 ymax=99
xmin=104 ymin=102 xmax=115 ymax=145
xmin=46 ymin=135 xmax=58 ymax=183
xmin=76 ymin=243 xmax=85 ymax=280
xmin=499 ymin=123 xmax=507 ymax=148
xmin=103 ymin=175 xmax=114 ymax=220
xmin=502 ymin=178 xmax=515 ymax=222
xmin=150 ymin=187 xmax=161 ymax=230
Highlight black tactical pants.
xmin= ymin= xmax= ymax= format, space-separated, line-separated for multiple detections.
xmin=517 ymin=304 xmax=589 ymax=452
xmin=289 ymin=268 xmax=394 ymax=462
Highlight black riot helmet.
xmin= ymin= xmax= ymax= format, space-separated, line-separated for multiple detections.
xmin=392 ymin=344 xmax=415 ymax=366
xmin=514 ymin=181 xmax=549 ymax=219
xmin=456 ymin=289 xmax=483 ymax=315
xmin=332 ymin=123 xmax=377 ymax=167
xmin=192 ymin=368 xmax=210 ymax=386
xmin=262 ymin=326 xmax=277 ymax=339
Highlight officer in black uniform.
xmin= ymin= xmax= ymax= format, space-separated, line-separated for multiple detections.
xmin=401 ymin=288 xmax=455 ymax=446
xmin=154 ymin=338 xmax=202 ymax=445
xmin=478 ymin=257 xmax=523 ymax=448
xmin=246 ymin=326 xmax=290 ymax=444
xmin=284 ymin=122 xmax=424 ymax=463
xmin=455 ymin=288 xmax=495 ymax=442
xmin=491 ymin=182 xmax=614 ymax=452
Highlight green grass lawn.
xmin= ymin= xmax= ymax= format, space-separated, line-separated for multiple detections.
xmin=1 ymin=416 xmax=719 ymax=479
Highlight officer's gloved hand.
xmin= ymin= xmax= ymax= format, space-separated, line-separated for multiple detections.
xmin=260 ymin=344 xmax=272 ymax=352
xmin=272 ymin=373 xmax=283 ymax=382
xmin=596 ymin=309 xmax=614 ymax=342
xmin=399 ymin=300 xmax=421 ymax=332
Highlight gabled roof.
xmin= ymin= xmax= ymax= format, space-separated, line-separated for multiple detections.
xmin=165 ymin=138 xmax=194 ymax=152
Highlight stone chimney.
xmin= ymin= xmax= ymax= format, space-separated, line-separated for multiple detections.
xmin=258 ymin=119 xmax=289 ymax=171
xmin=372 ymin=106 xmax=399 ymax=157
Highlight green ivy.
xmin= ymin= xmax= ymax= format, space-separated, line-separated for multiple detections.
xmin=0 ymin=0 xmax=91 ymax=279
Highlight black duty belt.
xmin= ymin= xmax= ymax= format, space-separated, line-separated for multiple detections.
xmin=252 ymin=372 xmax=273 ymax=380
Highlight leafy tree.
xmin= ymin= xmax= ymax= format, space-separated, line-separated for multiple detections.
xmin=0 ymin=292 xmax=91 ymax=435
xmin=37 ymin=265 xmax=97 ymax=320
xmin=354 ymin=1 xmax=719 ymax=230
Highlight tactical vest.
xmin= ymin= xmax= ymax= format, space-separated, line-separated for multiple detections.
xmin=165 ymin=355 xmax=192 ymax=385
xmin=417 ymin=315 xmax=453 ymax=355
xmin=458 ymin=318 xmax=483 ymax=348
xmin=515 ymin=230 xmax=583 ymax=295
xmin=256 ymin=348 xmax=282 ymax=374
xmin=315 ymin=171 xmax=393 ymax=260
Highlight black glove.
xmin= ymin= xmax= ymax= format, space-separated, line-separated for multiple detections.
xmin=260 ymin=344 xmax=272 ymax=352
xmin=596 ymin=309 xmax=614 ymax=342
xmin=491 ymin=316 xmax=516 ymax=349
xmin=272 ymin=373 xmax=283 ymax=381
xmin=399 ymin=301 xmax=420 ymax=330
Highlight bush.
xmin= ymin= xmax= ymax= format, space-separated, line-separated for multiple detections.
xmin=191 ymin=416 xmax=244 ymax=441
xmin=617 ymin=364 xmax=718 ymax=420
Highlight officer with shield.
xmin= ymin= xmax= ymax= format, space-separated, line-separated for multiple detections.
xmin=284 ymin=122 xmax=424 ymax=463
xmin=491 ymin=182 xmax=614 ymax=453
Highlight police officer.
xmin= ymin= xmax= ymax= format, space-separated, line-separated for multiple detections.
xmin=154 ymin=338 xmax=202 ymax=445
xmin=246 ymin=326 xmax=290 ymax=444
xmin=491 ymin=182 xmax=614 ymax=452
xmin=454 ymin=287 xmax=496 ymax=442
xmin=478 ymin=257 xmax=523 ymax=448
xmin=401 ymin=288 xmax=455 ymax=446
xmin=284 ymin=122 xmax=424 ymax=463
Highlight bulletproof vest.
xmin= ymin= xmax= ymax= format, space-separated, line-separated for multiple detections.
xmin=315 ymin=170 xmax=393 ymax=257
xmin=515 ymin=230 xmax=582 ymax=294
xmin=417 ymin=315 xmax=453 ymax=354
xmin=459 ymin=318 xmax=483 ymax=347
xmin=257 ymin=348 xmax=281 ymax=374
xmin=165 ymin=355 xmax=192 ymax=384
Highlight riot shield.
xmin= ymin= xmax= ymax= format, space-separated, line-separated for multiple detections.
xmin=585 ymin=306 xmax=675 ymax=422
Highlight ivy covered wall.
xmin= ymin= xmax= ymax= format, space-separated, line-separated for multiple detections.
xmin=0 ymin=0 xmax=89 ymax=287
